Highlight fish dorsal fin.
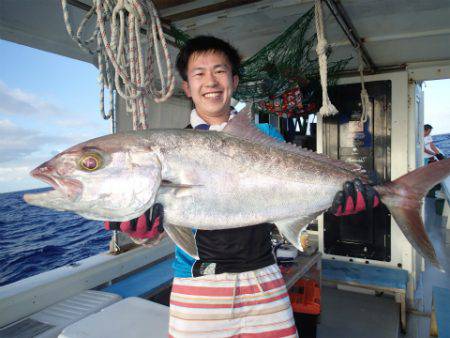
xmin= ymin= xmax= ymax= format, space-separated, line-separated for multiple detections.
xmin=223 ymin=106 xmax=364 ymax=174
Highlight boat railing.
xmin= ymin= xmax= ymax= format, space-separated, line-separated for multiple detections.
xmin=0 ymin=238 xmax=174 ymax=327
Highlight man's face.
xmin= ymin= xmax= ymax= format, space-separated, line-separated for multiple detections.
xmin=182 ymin=51 xmax=239 ymax=120
xmin=424 ymin=128 xmax=431 ymax=136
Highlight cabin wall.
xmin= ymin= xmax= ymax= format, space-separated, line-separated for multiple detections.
xmin=408 ymin=81 xmax=426 ymax=291
xmin=116 ymin=95 xmax=191 ymax=132
xmin=408 ymin=82 xmax=424 ymax=171
xmin=317 ymin=71 xmax=420 ymax=301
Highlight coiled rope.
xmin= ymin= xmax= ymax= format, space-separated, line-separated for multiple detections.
xmin=314 ymin=0 xmax=338 ymax=116
xmin=61 ymin=0 xmax=175 ymax=130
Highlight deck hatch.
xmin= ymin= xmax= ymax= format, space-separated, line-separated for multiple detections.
xmin=0 ymin=318 xmax=54 ymax=338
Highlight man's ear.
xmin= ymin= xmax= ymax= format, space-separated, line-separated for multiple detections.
xmin=182 ymin=81 xmax=191 ymax=98
xmin=232 ymin=75 xmax=239 ymax=91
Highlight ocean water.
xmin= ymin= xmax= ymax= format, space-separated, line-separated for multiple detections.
xmin=433 ymin=133 xmax=450 ymax=157
xmin=0 ymin=134 xmax=449 ymax=287
xmin=0 ymin=188 xmax=109 ymax=287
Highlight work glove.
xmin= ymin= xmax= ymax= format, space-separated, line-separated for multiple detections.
xmin=330 ymin=179 xmax=380 ymax=216
xmin=104 ymin=203 xmax=164 ymax=241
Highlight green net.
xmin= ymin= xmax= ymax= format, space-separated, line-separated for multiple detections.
xmin=169 ymin=24 xmax=191 ymax=49
xmin=170 ymin=7 xmax=350 ymax=117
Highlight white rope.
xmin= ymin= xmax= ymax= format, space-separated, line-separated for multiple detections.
xmin=97 ymin=31 xmax=115 ymax=119
xmin=314 ymin=0 xmax=338 ymax=116
xmin=60 ymin=0 xmax=175 ymax=130
xmin=62 ymin=0 xmax=117 ymax=120
xmin=61 ymin=0 xmax=96 ymax=55
xmin=358 ymin=48 xmax=370 ymax=123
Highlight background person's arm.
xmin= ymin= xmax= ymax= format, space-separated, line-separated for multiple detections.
xmin=430 ymin=141 xmax=441 ymax=155
xmin=424 ymin=147 xmax=436 ymax=156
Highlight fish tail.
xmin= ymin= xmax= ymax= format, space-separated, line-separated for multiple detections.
xmin=375 ymin=158 xmax=450 ymax=270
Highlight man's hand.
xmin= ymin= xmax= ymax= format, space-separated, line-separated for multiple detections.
xmin=435 ymin=153 xmax=445 ymax=161
xmin=104 ymin=203 xmax=164 ymax=241
xmin=330 ymin=179 xmax=380 ymax=216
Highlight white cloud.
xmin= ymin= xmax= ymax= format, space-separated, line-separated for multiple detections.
xmin=0 ymin=117 xmax=110 ymax=192
xmin=0 ymin=155 xmax=50 ymax=193
xmin=0 ymin=80 xmax=66 ymax=116
xmin=54 ymin=117 xmax=105 ymax=130
xmin=0 ymin=166 xmax=33 ymax=182
xmin=0 ymin=119 xmax=72 ymax=163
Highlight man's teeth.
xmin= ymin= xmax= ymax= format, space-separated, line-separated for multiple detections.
xmin=204 ymin=93 xmax=221 ymax=98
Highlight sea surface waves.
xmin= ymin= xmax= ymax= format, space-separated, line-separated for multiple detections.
xmin=0 ymin=188 xmax=109 ymax=286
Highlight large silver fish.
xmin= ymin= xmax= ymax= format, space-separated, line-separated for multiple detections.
xmin=24 ymin=113 xmax=450 ymax=267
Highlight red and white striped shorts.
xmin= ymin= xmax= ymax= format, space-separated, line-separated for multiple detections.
xmin=169 ymin=264 xmax=297 ymax=337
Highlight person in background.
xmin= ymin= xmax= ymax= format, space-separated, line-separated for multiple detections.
xmin=424 ymin=124 xmax=445 ymax=164
xmin=105 ymin=36 xmax=379 ymax=337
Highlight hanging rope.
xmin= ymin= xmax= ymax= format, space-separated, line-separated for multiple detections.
xmin=61 ymin=0 xmax=97 ymax=55
xmin=314 ymin=0 xmax=338 ymax=116
xmin=62 ymin=0 xmax=115 ymax=120
xmin=358 ymin=48 xmax=370 ymax=123
xmin=61 ymin=0 xmax=175 ymax=130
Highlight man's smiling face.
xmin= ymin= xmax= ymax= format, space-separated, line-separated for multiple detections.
xmin=182 ymin=51 xmax=239 ymax=124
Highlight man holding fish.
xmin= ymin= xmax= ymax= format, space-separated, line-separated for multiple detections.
xmin=105 ymin=36 xmax=379 ymax=337
xmin=25 ymin=35 xmax=450 ymax=337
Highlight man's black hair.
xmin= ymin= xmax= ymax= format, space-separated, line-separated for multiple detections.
xmin=424 ymin=124 xmax=433 ymax=130
xmin=176 ymin=35 xmax=241 ymax=81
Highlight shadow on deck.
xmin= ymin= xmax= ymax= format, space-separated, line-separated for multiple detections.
xmin=316 ymin=197 xmax=450 ymax=338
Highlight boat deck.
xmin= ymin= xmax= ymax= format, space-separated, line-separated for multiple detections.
xmin=315 ymin=196 xmax=450 ymax=338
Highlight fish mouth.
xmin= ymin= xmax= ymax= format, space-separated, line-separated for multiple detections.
xmin=32 ymin=170 xmax=59 ymax=189
xmin=24 ymin=165 xmax=83 ymax=204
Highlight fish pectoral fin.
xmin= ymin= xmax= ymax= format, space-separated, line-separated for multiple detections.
xmin=137 ymin=154 xmax=163 ymax=209
xmin=275 ymin=215 xmax=320 ymax=252
xmin=163 ymin=223 xmax=199 ymax=260
xmin=161 ymin=180 xmax=203 ymax=189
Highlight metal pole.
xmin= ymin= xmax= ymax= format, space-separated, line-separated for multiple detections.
xmin=323 ymin=0 xmax=377 ymax=73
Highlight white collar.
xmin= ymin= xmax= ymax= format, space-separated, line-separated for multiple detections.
xmin=190 ymin=108 xmax=237 ymax=131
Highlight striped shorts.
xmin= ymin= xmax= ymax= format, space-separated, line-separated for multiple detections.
xmin=168 ymin=264 xmax=298 ymax=337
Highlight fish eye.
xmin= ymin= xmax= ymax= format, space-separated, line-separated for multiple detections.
xmin=79 ymin=153 xmax=102 ymax=171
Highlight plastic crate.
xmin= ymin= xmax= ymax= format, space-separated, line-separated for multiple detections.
xmin=289 ymin=278 xmax=321 ymax=315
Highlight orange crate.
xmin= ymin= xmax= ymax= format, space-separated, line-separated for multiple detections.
xmin=289 ymin=278 xmax=321 ymax=315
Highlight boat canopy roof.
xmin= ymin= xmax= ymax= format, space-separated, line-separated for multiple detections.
xmin=1 ymin=0 xmax=450 ymax=73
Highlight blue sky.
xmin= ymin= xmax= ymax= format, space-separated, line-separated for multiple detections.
xmin=0 ymin=40 xmax=111 ymax=193
xmin=423 ymin=79 xmax=450 ymax=135
xmin=0 ymin=39 xmax=449 ymax=193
